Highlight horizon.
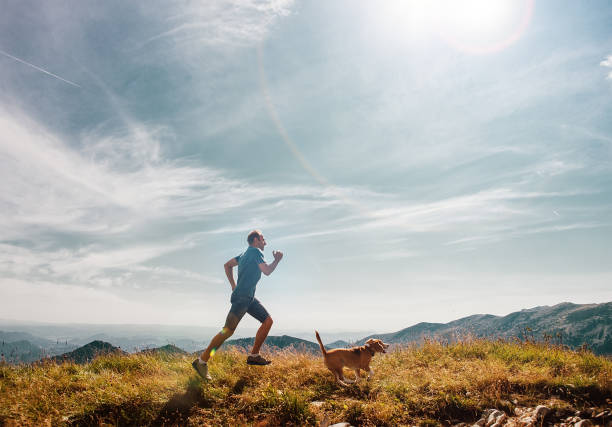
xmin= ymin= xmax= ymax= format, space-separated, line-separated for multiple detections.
xmin=1 ymin=1 xmax=611 ymax=331
xmin=0 ymin=300 xmax=605 ymax=334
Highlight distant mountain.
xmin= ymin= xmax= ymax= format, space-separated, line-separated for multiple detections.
xmin=357 ymin=302 xmax=612 ymax=354
xmin=51 ymin=341 xmax=127 ymax=364
xmin=139 ymin=344 xmax=187 ymax=355
xmin=0 ymin=330 xmax=54 ymax=348
xmin=1 ymin=340 xmax=44 ymax=364
xmin=222 ymin=335 xmax=320 ymax=354
xmin=68 ymin=334 xmax=208 ymax=353
xmin=1 ymin=331 xmax=78 ymax=363
xmin=327 ymin=340 xmax=350 ymax=349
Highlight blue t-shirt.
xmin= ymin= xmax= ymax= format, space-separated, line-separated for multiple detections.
xmin=232 ymin=246 xmax=265 ymax=299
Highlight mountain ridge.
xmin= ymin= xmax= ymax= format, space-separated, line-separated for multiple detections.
xmin=356 ymin=301 xmax=611 ymax=354
xmin=14 ymin=301 xmax=612 ymax=364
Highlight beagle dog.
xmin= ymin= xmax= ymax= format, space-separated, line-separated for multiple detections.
xmin=315 ymin=330 xmax=389 ymax=386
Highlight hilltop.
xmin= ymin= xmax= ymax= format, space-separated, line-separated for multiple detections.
xmin=139 ymin=344 xmax=188 ymax=355
xmin=223 ymin=335 xmax=321 ymax=354
xmin=50 ymin=340 xmax=126 ymax=364
xmin=1 ymin=338 xmax=610 ymax=425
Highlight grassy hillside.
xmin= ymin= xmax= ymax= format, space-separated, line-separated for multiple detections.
xmin=0 ymin=339 xmax=610 ymax=426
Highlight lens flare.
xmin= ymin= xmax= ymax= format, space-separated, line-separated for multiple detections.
xmin=256 ymin=45 xmax=368 ymax=215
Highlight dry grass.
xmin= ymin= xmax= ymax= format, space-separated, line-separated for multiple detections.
xmin=0 ymin=339 xmax=610 ymax=426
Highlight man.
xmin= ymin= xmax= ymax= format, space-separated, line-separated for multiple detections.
xmin=192 ymin=230 xmax=283 ymax=380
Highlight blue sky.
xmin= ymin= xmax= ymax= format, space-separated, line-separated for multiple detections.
xmin=0 ymin=0 xmax=611 ymax=332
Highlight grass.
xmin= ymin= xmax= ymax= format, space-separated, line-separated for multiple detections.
xmin=0 ymin=339 xmax=610 ymax=426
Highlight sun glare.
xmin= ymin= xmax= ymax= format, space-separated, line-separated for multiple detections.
xmin=374 ymin=0 xmax=534 ymax=54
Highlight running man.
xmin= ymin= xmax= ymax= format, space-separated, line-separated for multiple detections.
xmin=192 ymin=230 xmax=283 ymax=380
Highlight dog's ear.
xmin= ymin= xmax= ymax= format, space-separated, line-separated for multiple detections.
xmin=365 ymin=338 xmax=375 ymax=345
xmin=369 ymin=340 xmax=388 ymax=353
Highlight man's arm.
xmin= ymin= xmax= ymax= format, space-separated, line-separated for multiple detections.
xmin=258 ymin=250 xmax=283 ymax=276
xmin=224 ymin=258 xmax=238 ymax=290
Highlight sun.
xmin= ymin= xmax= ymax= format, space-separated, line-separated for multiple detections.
xmin=439 ymin=0 xmax=534 ymax=54
xmin=373 ymin=0 xmax=534 ymax=54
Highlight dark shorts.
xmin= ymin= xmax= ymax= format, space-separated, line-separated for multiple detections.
xmin=226 ymin=295 xmax=270 ymax=328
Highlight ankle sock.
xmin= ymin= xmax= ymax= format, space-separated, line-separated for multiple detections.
xmin=198 ymin=357 xmax=207 ymax=364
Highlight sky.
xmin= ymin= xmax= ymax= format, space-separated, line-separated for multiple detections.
xmin=0 ymin=0 xmax=611 ymax=333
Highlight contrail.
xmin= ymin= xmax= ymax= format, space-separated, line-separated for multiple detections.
xmin=0 ymin=49 xmax=81 ymax=88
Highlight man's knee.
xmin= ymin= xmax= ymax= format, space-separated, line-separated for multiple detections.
xmin=224 ymin=312 xmax=241 ymax=333
xmin=222 ymin=327 xmax=235 ymax=337
xmin=264 ymin=316 xmax=273 ymax=327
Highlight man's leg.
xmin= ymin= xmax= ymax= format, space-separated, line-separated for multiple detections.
xmin=252 ymin=316 xmax=273 ymax=355
xmin=193 ymin=309 xmax=244 ymax=379
xmin=245 ymin=298 xmax=273 ymax=365
xmin=200 ymin=311 xmax=241 ymax=362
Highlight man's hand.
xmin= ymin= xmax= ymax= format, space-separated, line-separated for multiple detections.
xmin=260 ymin=250 xmax=283 ymax=276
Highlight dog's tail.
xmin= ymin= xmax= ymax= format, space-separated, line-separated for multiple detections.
xmin=315 ymin=330 xmax=327 ymax=356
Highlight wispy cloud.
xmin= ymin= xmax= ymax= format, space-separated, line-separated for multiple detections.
xmin=601 ymin=54 xmax=612 ymax=79
xmin=4 ymin=103 xmax=595 ymax=258
xmin=358 ymin=188 xmax=583 ymax=233
xmin=141 ymin=0 xmax=293 ymax=49
xmin=445 ymin=221 xmax=606 ymax=247
xmin=0 ymin=239 xmax=222 ymax=293
xmin=0 ymin=107 xmax=347 ymax=241
xmin=270 ymin=185 xmax=600 ymax=253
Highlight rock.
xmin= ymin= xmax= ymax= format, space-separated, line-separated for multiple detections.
xmin=534 ymin=405 xmax=551 ymax=420
xmin=487 ymin=410 xmax=505 ymax=426
xmin=482 ymin=409 xmax=496 ymax=419
xmin=574 ymin=420 xmax=592 ymax=427
xmin=489 ymin=415 xmax=508 ymax=427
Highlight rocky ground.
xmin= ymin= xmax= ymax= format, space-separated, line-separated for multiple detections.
xmin=321 ymin=403 xmax=612 ymax=427
xmin=454 ymin=403 xmax=612 ymax=427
